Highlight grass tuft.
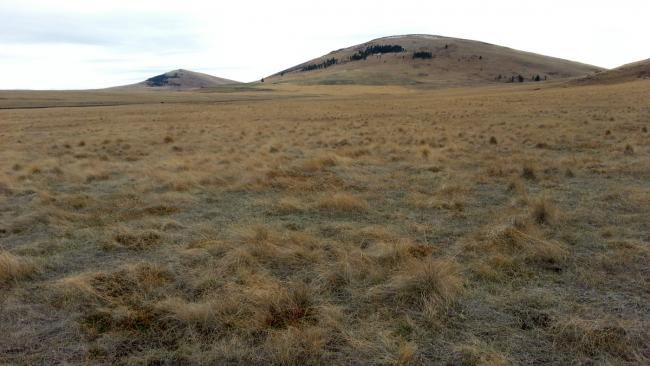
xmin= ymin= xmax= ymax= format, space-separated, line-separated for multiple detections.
xmin=0 ymin=251 xmax=37 ymax=285
xmin=318 ymin=192 xmax=369 ymax=213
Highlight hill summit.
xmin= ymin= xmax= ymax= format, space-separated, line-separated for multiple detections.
xmin=119 ymin=69 xmax=239 ymax=90
xmin=267 ymin=34 xmax=603 ymax=86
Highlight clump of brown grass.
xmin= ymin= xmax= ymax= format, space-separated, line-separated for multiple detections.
xmin=142 ymin=205 xmax=180 ymax=216
xmin=624 ymin=144 xmax=634 ymax=155
xmin=51 ymin=263 xmax=176 ymax=336
xmin=154 ymin=295 xmax=256 ymax=333
xmin=521 ymin=163 xmax=537 ymax=180
xmin=420 ymin=146 xmax=432 ymax=159
xmin=275 ymin=196 xmax=307 ymax=214
xmin=529 ymin=196 xmax=557 ymax=225
xmin=299 ymin=154 xmax=338 ymax=172
xmin=491 ymin=226 xmax=567 ymax=264
xmin=317 ymin=192 xmax=369 ymax=213
xmin=262 ymin=283 xmax=316 ymax=329
xmin=232 ymin=225 xmax=320 ymax=275
xmin=408 ymin=183 xmax=469 ymax=211
xmin=363 ymin=239 xmax=418 ymax=268
xmin=507 ymin=177 xmax=528 ymax=200
xmin=264 ymin=326 xmax=327 ymax=365
xmin=0 ymin=251 xmax=37 ymax=284
xmin=378 ymin=258 xmax=463 ymax=311
xmin=469 ymin=224 xmax=569 ymax=280
xmin=112 ymin=228 xmax=163 ymax=250
xmin=564 ymin=168 xmax=575 ymax=178
xmin=155 ymin=297 xmax=218 ymax=326
xmin=551 ymin=317 xmax=647 ymax=362
xmin=451 ymin=340 xmax=510 ymax=366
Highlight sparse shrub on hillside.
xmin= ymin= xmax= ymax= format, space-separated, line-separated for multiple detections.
xmin=413 ymin=51 xmax=433 ymax=60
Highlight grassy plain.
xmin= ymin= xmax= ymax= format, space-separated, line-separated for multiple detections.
xmin=1 ymin=80 xmax=649 ymax=365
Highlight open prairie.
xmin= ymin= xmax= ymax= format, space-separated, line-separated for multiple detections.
xmin=1 ymin=80 xmax=649 ymax=365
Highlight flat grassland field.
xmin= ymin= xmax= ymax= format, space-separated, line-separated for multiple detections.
xmin=1 ymin=81 xmax=649 ymax=365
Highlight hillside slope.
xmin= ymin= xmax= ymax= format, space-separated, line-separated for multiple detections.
xmin=117 ymin=69 xmax=239 ymax=90
xmin=576 ymin=58 xmax=650 ymax=85
xmin=266 ymin=35 xmax=603 ymax=86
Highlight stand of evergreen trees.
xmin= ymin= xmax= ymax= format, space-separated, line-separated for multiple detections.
xmin=499 ymin=74 xmax=547 ymax=83
xmin=508 ymin=75 xmax=526 ymax=83
xmin=350 ymin=44 xmax=405 ymax=61
xmin=146 ymin=74 xmax=172 ymax=87
xmin=301 ymin=58 xmax=338 ymax=72
xmin=413 ymin=51 xmax=433 ymax=60
xmin=299 ymin=44 xmax=406 ymax=72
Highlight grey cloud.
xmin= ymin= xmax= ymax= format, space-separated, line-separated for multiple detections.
xmin=0 ymin=8 xmax=201 ymax=52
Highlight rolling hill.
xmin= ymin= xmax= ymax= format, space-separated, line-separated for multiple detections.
xmin=116 ymin=69 xmax=239 ymax=90
xmin=576 ymin=58 xmax=650 ymax=85
xmin=266 ymin=34 xmax=604 ymax=86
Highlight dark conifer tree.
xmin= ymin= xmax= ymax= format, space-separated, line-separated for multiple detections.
xmin=413 ymin=51 xmax=433 ymax=60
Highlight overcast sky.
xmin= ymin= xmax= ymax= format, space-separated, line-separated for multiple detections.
xmin=1 ymin=0 xmax=648 ymax=89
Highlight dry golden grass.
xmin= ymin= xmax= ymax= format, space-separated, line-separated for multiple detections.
xmin=0 ymin=80 xmax=649 ymax=364
xmin=317 ymin=192 xmax=369 ymax=213
xmin=0 ymin=251 xmax=37 ymax=285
